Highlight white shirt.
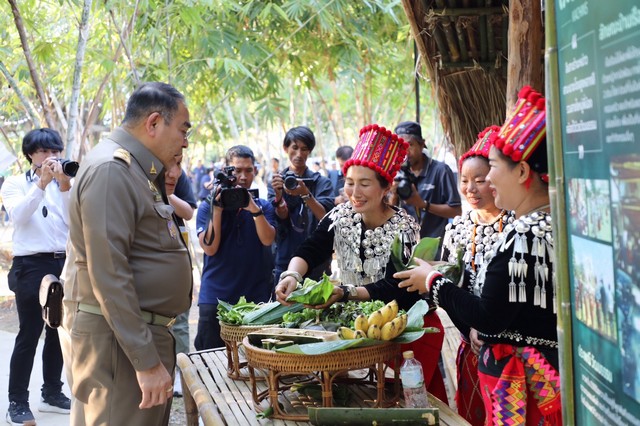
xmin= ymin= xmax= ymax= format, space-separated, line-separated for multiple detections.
xmin=1 ymin=170 xmax=70 ymax=256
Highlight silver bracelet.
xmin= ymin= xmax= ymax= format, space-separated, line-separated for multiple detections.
xmin=279 ymin=270 xmax=303 ymax=283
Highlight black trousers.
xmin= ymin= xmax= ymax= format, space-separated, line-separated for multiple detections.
xmin=194 ymin=303 xmax=223 ymax=350
xmin=8 ymin=255 xmax=65 ymax=404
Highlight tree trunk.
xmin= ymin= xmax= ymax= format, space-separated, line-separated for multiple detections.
xmin=7 ymin=0 xmax=56 ymax=129
xmin=66 ymin=0 xmax=94 ymax=159
xmin=0 ymin=60 xmax=39 ymax=125
xmin=506 ymin=0 xmax=543 ymax=110
xmin=110 ymin=8 xmax=140 ymax=85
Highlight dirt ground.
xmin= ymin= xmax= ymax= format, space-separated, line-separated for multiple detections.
xmin=0 ymin=246 xmax=195 ymax=426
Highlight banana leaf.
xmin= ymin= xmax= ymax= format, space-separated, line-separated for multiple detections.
xmin=390 ymin=236 xmax=441 ymax=271
xmin=241 ymin=301 xmax=304 ymax=325
xmin=276 ymin=338 xmax=382 ymax=355
xmin=286 ymin=273 xmax=334 ymax=305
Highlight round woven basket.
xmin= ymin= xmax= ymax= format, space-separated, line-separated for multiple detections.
xmin=242 ymin=336 xmax=400 ymax=372
xmin=219 ymin=322 xmax=278 ymax=342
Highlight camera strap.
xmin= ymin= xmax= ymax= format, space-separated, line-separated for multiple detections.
xmin=202 ymin=185 xmax=219 ymax=246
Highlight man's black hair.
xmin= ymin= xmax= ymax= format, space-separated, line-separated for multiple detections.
xmin=283 ymin=126 xmax=316 ymax=151
xmin=122 ymin=82 xmax=185 ymax=126
xmin=335 ymin=145 xmax=354 ymax=161
xmin=22 ymin=128 xmax=64 ymax=164
xmin=226 ymin=145 xmax=256 ymax=164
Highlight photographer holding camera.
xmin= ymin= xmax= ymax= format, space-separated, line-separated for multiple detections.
xmin=268 ymin=126 xmax=335 ymax=283
xmin=1 ymin=128 xmax=73 ymax=424
xmin=194 ymin=145 xmax=277 ymax=349
xmin=391 ymin=121 xmax=461 ymax=253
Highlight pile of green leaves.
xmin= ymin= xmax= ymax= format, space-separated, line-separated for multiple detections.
xmin=285 ymin=273 xmax=334 ymax=305
xmin=217 ymin=297 xmax=304 ymax=325
xmin=217 ymin=297 xmax=259 ymax=325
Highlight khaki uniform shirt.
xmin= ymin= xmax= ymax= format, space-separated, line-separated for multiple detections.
xmin=65 ymin=127 xmax=192 ymax=371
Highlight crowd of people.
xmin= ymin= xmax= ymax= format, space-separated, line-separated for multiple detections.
xmin=1 ymin=81 xmax=561 ymax=426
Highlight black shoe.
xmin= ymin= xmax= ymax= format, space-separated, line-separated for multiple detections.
xmin=38 ymin=392 xmax=70 ymax=414
xmin=6 ymin=401 xmax=36 ymax=425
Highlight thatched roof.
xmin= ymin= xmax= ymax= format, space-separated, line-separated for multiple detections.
xmin=401 ymin=0 xmax=509 ymax=157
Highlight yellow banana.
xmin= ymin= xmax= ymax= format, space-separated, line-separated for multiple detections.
xmin=388 ymin=300 xmax=399 ymax=321
xmin=338 ymin=327 xmax=356 ymax=340
xmin=380 ymin=321 xmax=397 ymax=341
xmin=354 ymin=330 xmax=367 ymax=339
xmin=378 ymin=304 xmax=394 ymax=325
xmin=389 ymin=314 xmax=408 ymax=339
xmin=354 ymin=314 xmax=369 ymax=333
xmin=368 ymin=310 xmax=384 ymax=328
xmin=367 ymin=324 xmax=382 ymax=340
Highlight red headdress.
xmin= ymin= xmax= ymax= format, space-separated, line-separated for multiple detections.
xmin=458 ymin=125 xmax=501 ymax=169
xmin=343 ymin=124 xmax=409 ymax=185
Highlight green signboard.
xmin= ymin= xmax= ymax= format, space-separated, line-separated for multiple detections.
xmin=553 ymin=0 xmax=640 ymax=424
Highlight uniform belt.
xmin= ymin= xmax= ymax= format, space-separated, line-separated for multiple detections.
xmin=77 ymin=303 xmax=176 ymax=327
xmin=20 ymin=252 xmax=66 ymax=259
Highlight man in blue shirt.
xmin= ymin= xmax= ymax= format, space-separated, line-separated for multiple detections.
xmin=392 ymin=121 xmax=461 ymax=252
xmin=267 ymin=126 xmax=335 ymax=283
xmin=194 ymin=145 xmax=277 ymax=349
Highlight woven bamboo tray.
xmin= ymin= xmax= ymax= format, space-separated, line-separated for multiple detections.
xmin=243 ymin=336 xmax=401 ymax=421
xmin=219 ymin=322 xmax=278 ymax=380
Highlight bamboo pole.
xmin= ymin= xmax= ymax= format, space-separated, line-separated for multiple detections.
xmin=430 ymin=7 xmax=504 ymax=16
xmin=455 ymin=19 xmax=469 ymax=62
xmin=435 ymin=0 xmax=461 ymax=62
xmin=463 ymin=18 xmax=479 ymax=60
xmin=544 ymin=2 xmax=574 ymax=425
xmin=430 ymin=24 xmax=451 ymax=63
xmin=308 ymin=407 xmax=439 ymax=425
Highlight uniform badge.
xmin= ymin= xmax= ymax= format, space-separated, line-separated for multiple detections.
xmin=150 ymin=161 xmax=157 ymax=175
xmin=113 ymin=148 xmax=131 ymax=165
xmin=148 ymin=180 xmax=163 ymax=202
xmin=167 ymin=220 xmax=178 ymax=239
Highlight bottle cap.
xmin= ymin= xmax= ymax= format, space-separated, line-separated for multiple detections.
xmin=402 ymin=350 xmax=414 ymax=359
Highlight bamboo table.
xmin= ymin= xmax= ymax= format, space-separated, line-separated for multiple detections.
xmin=177 ymin=347 xmax=471 ymax=426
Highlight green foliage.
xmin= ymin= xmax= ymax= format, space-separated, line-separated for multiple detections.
xmin=0 ymin=0 xmax=438 ymax=169
xmin=286 ymin=273 xmax=335 ymax=305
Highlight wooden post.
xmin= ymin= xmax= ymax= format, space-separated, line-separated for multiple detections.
xmin=506 ymin=0 xmax=544 ymax=110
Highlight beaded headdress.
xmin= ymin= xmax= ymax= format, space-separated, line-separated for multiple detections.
xmin=493 ymin=86 xmax=546 ymax=164
xmin=343 ymin=124 xmax=409 ymax=185
xmin=458 ymin=125 xmax=500 ymax=168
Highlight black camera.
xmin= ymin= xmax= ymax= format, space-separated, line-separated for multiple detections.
xmin=56 ymin=159 xmax=80 ymax=177
xmin=283 ymin=171 xmax=314 ymax=191
xmin=394 ymin=163 xmax=418 ymax=200
xmin=214 ymin=166 xmax=254 ymax=210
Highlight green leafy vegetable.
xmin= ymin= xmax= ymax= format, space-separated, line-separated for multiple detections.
xmin=217 ymin=297 xmax=259 ymax=325
xmin=276 ymin=338 xmax=382 ymax=355
xmin=286 ymin=273 xmax=335 ymax=305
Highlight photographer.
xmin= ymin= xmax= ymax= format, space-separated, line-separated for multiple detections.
xmin=194 ymin=145 xmax=276 ymax=349
xmin=267 ymin=126 xmax=335 ymax=283
xmin=391 ymin=121 xmax=461 ymax=251
xmin=1 ymin=128 xmax=72 ymax=424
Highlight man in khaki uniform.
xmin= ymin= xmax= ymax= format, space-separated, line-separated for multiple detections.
xmin=64 ymin=82 xmax=192 ymax=425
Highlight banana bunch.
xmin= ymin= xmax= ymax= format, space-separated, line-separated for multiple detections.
xmin=337 ymin=300 xmax=408 ymax=341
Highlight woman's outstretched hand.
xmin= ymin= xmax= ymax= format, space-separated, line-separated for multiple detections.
xmin=394 ymin=258 xmax=435 ymax=295
xmin=275 ymin=276 xmax=298 ymax=305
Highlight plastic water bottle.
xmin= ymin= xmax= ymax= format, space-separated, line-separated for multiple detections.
xmin=400 ymin=350 xmax=430 ymax=408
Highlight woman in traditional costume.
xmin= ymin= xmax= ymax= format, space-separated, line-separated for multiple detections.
xmin=396 ymin=86 xmax=562 ymax=425
xmin=275 ymin=124 xmax=448 ymax=403
xmin=440 ymin=127 xmax=515 ymax=425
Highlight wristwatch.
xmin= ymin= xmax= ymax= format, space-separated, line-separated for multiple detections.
xmin=251 ymin=207 xmax=264 ymax=217
xmin=300 ymin=193 xmax=312 ymax=203
xmin=339 ymin=285 xmax=357 ymax=303
xmin=279 ymin=270 xmax=303 ymax=283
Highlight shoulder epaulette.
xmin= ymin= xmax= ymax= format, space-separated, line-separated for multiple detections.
xmin=113 ymin=148 xmax=131 ymax=165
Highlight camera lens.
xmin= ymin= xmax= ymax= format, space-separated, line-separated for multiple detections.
xmin=284 ymin=175 xmax=299 ymax=191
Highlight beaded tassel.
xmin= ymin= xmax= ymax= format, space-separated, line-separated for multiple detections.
xmin=540 ymin=285 xmax=547 ymax=309
xmin=533 ymin=261 xmax=541 ymax=306
xmin=509 ymin=279 xmax=517 ymax=302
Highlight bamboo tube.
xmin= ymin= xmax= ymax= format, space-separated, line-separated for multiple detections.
xmin=430 ymin=23 xmax=452 ymax=63
xmin=464 ymin=17 xmax=479 ymax=61
xmin=455 ymin=19 xmax=469 ymax=61
xmin=544 ymin=2 xmax=574 ymax=425
xmin=434 ymin=0 xmax=461 ymax=62
xmin=478 ymin=12 xmax=488 ymax=61
xmin=308 ymin=407 xmax=439 ymax=425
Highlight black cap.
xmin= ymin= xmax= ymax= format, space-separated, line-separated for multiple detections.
xmin=394 ymin=121 xmax=423 ymax=141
